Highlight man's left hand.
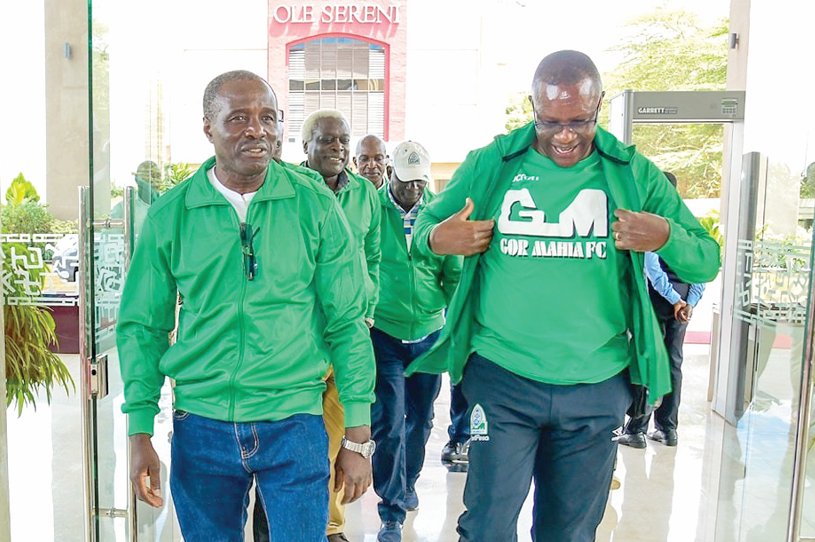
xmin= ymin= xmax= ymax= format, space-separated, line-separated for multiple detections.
xmin=677 ymin=304 xmax=693 ymax=322
xmin=334 ymin=426 xmax=372 ymax=504
xmin=611 ymin=209 xmax=670 ymax=252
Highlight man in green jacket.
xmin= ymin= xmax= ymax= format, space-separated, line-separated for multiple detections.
xmin=301 ymin=108 xmax=382 ymax=542
xmin=370 ymin=141 xmax=462 ymax=542
xmin=117 ymin=71 xmax=376 ymax=542
xmin=354 ymin=134 xmax=390 ymax=190
xmin=405 ymin=51 xmax=720 ymax=541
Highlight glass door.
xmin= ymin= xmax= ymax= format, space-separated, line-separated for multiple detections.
xmin=789 ymin=148 xmax=815 ymax=542
xmin=81 ymin=0 xmax=180 ymax=540
xmin=712 ymin=152 xmax=813 ymax=542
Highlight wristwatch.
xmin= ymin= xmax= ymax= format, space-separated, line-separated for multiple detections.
xmin=341 ymin=436 xmax=376 ymax=459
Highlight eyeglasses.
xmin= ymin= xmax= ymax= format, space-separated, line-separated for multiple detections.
xmin=533 ymin=99 xmax=602 ymax=135
xmin=240 ymin=222 xmax=259 ymax=280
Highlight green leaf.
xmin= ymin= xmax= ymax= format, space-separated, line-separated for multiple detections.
xmin=5 ymin=303 xmax=75 ymax=415
xmin=5 ymin=173 xmax=40 ymax=206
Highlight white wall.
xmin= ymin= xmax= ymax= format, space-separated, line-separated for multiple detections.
xmin=165 ymin=0 xmax=269 ymax=166
xmin=0 ymin=0 xmax=46 ymax=198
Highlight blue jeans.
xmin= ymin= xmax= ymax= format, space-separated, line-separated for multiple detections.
xmin=170 ymin=411 xmax=329 ymax=542
xmin=458 ymin=353 xmax=632 ymax=542
xmin=448 ymin=382 xmax=470 ymax=443
xmin=370 ymin=327 xmax=442 ymax=524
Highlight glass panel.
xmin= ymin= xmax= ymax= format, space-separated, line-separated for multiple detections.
xmin=351 ymin=93 xmax=369 ymax=136
xmin=320 ymin=91 xmax=337 ymax=110
xmin=2 ymin=0 xmax=89 ymax=539
xmin=368 ymin=92 xmax=385 ymax=138
xmin=714 ymin=153 xmax=812 ymax=541
xmin=795 ymin=130 xmax=815 ymax=538
xmin=288 ymin=38 xmax=386 ymax=139
xmin=88 ymin=0 xmax=180 ymax=539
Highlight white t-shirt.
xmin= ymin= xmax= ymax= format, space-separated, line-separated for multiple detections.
xmin=207 ymin=166 xmax=257 ymax=223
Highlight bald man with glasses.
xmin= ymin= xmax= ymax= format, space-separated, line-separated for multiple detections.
xmin=404 ymin=50 xmax=720 ymax=541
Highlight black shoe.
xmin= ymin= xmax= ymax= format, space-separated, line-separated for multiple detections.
xmin=441 ymin=439 xmax=470 ymax=472
xmin=328 ymin=534 xmax=351 ymax=542
xmin=647 ymin=429 xmax=678 ymax=446
xmin=616 ymin=432 xmax=647 ymax=449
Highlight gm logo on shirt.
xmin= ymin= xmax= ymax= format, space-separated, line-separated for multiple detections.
xmin=512 ymin=173 xmax=539 ymax=183
xmin=496 ymin=188 xmax=609 ymax=260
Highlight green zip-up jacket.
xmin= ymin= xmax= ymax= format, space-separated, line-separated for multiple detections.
xmin=405 ymin=124 xmax=720 ymax=402
xmin=301 ymin=164 xmax=382 ymax=320
xmin=375 ymin=187 xmax=463 ymax=341
xmin=117 ymin=157 xmax=376 ymax=436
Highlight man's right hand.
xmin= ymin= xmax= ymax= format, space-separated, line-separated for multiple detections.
xmin=429 ymin=198 xmax=494 ymax=256
xmin=672 ymin=300 xmax=688 ymax=322
xmin=129 ymin=433 xmax=164 ymax=508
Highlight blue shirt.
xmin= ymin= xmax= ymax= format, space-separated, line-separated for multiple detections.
xmin=644 ymin=251 xmax=705 ymax=307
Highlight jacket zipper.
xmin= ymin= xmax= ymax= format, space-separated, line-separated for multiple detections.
xmin=228 ymin=203 xmax=252 ymax=420
xmin=401 ymin=208 xmax=420 ymax=339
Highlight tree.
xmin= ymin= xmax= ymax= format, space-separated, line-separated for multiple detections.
xmin=504 ymin=9 xmax=728 ymax=198
xmin=161 ymin=162 xmax=194 ymax=192
xmin=602 ymin=10 xmax=728 ymax=198
xmin=506 ymin=92 xmax=532 ymax=132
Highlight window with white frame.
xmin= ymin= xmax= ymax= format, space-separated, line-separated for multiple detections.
xmin=288 ymin=37 xmax=385 ymax=141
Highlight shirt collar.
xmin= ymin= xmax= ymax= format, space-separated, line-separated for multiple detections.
xmin=387 ymin=183 xmax=423 ymax=216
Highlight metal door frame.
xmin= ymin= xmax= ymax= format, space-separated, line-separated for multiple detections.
xmin=79 ymin=186 xmax=137 ymax=542
xmin=608 ymin=89 xmax=746 ymax=425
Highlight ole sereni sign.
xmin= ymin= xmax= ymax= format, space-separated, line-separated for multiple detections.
xmin=272 ymin=4 xmax=401 ymax=24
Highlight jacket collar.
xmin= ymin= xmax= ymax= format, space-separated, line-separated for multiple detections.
xmin=494 ymin=123 xmax=636 ymax=164
xmin=299 ymin=163 xmax=362 ymax=195
xmin=380 ymin=184 xmax=434 ymax=212
xmin=185 ymin=156 xmax=296 ymax=209
xmin=337 ymin=168 xmax=362 ymax=194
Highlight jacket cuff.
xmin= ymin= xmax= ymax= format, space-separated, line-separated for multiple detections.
xmin=343 ymin=402 xmax=372 ymax=427
xmin=127 ymin=409 xmax=155 ymax=437
xmin=654 ymin=217 xmax=687 ymax=267
xmin=413 ymin=224 xmax=437 ymax=259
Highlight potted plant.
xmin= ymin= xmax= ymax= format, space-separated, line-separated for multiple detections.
xmin=4 ymin=242 xmax=75 ymax=415
xmin=2 ymin=173 xmax=76 ymax=414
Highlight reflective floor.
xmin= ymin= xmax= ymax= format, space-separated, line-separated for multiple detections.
xmin=8 ymin=338 xmax=814 ymax=541
xmin=344 ymin=344 xmax=720 ymax=542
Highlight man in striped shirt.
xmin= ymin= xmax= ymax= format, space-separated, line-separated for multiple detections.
xmin=370 ymin=141 xmax=462 ymax=542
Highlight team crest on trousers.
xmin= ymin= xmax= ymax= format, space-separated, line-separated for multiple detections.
xmin=470 ymin=404 xmax=490 ymax=442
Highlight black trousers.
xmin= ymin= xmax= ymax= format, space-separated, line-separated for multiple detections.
xmin=626 ymin=316 xmax=688 ymax=433
xmin=457 ymin=353 xmax=632 ymax=542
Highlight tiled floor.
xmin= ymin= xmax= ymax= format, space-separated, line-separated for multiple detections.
xmin=7 ymin=337 xmax=815 ymax=541
xmin=344 ymin=347 xmax=719 ymax=542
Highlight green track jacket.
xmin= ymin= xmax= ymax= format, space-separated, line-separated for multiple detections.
xmin=375 ymin=187 xmax=463 ymax=341
xmin=337 ymin=169 xmax=381 ymax=320
xmin=299 ymin=163 xmax=381 ymax=320
xmin=405 ymin=124 xmax=720 ymax=402
xmin=117 ymin=157 xmax=376 ymax=435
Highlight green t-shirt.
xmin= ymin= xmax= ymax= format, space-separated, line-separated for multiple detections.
xmin=472 ymin=148 xmax=631 ymax=384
